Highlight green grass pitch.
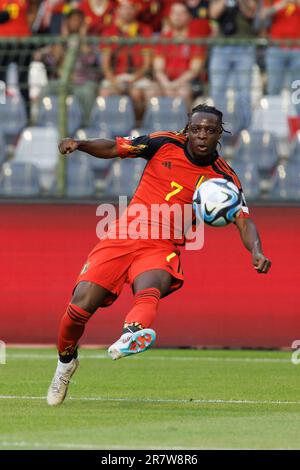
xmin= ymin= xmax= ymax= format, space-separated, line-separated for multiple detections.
xmin=0 ymin=348 xmax=300 ymax=450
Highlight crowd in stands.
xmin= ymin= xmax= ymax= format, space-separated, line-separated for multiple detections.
xmin=0 ymin=0 xmax=300 ymax=125
xmin=0 ymin=1 xmax=300 ymax=199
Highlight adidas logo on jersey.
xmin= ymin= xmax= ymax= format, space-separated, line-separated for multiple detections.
xmin=162 ymin=161 xmax=172 ymax=169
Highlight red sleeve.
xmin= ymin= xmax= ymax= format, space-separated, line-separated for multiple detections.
xmin=116 ymin=134 xmax=170 ymax=160
xmin=116 ymin=135 xmax=152 ymax=159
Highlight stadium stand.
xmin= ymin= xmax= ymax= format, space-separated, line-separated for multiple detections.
xmin=0 ymin=21 xmax=300 ymax=202
xmin=230 ymin=161 xmax=261 ymax=200
xmin=0 ymin=93 xmax=27 ymax=145
xmin=104 ymin=158 xmax=147 ymax=197
xmin=12 ymin=126 xmax=59 ymax=189
xmin=288 ymin=131 xmax=300 ymax=163
xmin=0 ymin=128 xmax=6 ymax=166
xmin=250 ymin=94 xmax=297 ymax=157
xmin=66 ymin=159 xmax=96 ymax=198
xmin=88 ymin=95 xmax=135 ymax=137
xmin=135 ymin=96 xmax=187 ymax=134
xmin=234 ymin=130 xmax=279 ymax=176
xmin=75 ymin=128 xmax=113 ymax=191
xmin=268 ymin=160 xmax=300 ymax=201
xmin=37 ymin=95 xmax=83 ymax=136
xmin=0 ymin=161 xmax=41 ymax=196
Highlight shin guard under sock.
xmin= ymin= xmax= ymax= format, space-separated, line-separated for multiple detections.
xmin=58 ymin=303 xmax=92 ymax=362
xmin=123 ymin=288 xmax=160 ymax=333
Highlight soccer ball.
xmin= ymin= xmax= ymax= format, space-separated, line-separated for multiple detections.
xmin=193 ymin=178 xmax=242 ymax=227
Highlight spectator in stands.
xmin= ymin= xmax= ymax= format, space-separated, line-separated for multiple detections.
xmin=258 ymin=0 xmax=300 ymax=102
xmin=0 ymin=0 xmax=32 ymax=107
xmin=185 ymin=0 xmax=217 ymax=35
xmin=78 ymin=0 xmax=115 ymax=34
xmin=28 ymin=0 xmax=70 ymax=34
xmin=120 ymin=0 xmax=194 ymax=34
xmin=29 ymin=8 xmax=100 ymax=124
xmin=0 ymin=0 xmax=31 ymax=36
xmin=100 ymin=0 xmax=153 ymax=121
xmin=209 ymin=0 xmax=259 ymax=129
xmin=186 ymin=0 xmax=209 ymax=18
xmin=135 ymin=0 xmax=164 ymax=32
xmin=151 ymin=2 xmax=208 ymax=107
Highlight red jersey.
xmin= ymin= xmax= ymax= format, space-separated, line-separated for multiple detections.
xmin=136 ymin=0 xmax=162 ymax=32
xmin=0 ymin=0 xmax=30 ymax=36
xmin=102 ymin=21 xmax=152 ymax=74
xmin=155 ymin=29 xmax=204 ymax=81
xmin=189 ymin=18 xmax=211 ymax=37
xmin=107 ymin=132 xmax=249 ymax=246
xmin=78 ymin=0 xmax=115 ymax=35
xmin=264 ymin=0 xmax=300 ymax=41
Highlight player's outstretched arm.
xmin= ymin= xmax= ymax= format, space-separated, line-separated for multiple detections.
xmin=58 ymin=137 xmax=118 ymax=159
xmin=235 ymin=217 xmax=271 ymax=274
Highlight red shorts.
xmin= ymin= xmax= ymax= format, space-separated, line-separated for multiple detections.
xmin=76 ymin=238 xmax=184 ymax=306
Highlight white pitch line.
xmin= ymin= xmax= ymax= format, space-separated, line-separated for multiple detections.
xmin=0 ymin=441 xmax=193 ymax=450
xmin=0 ymin=395 xmax=299 ymax=405
xmin=6 ymin=353 xmax=107 ymax=360
xmin=5 ymin=353 xmax=291 ymax=364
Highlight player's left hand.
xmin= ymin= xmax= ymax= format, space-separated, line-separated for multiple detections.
xmin=252 ymin=252 xmax=271 ymax=274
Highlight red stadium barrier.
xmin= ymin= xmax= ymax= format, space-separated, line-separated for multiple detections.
xmin=1 ymin=203 xmax=299 ymax=348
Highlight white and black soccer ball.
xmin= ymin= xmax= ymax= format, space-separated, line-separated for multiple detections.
xmin=193 ymin=178 xmax=242 ymax=227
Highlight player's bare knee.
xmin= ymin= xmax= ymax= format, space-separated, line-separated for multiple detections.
xmin=133 ymin=270 xmax=172 ymax=297
xmin=71 ymin=281 xmax=100 ymax=313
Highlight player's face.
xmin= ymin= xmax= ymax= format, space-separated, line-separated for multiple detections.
xmin=187 ymin=113 xmax=222 ymax=161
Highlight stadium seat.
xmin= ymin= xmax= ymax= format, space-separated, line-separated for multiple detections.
xmin=288 ymin=130 xmax=300 ymax=163
xmin=0 ymin=162 xmax=41 ymax=196
xmin=88 ymin=96 xmax=135 ymax=137
xmin=104 ymin=158 xmax=147 ymax=197
xmin=267 ymin=161 xmax=300 ymax=200
xmin=230 ymin=161 xmax=260 ymax=200
xmin=250 ymin=63 xmax=263 ymax=110
xmin=74 ymin=128 xmax=114 ymax=192
xmin=234 ymin=130 xmax=279 ymax=175
xmin=37 ymin=95 xmax=83 ymax=136
xmin=65 ymin=160 xmax=96 ymax=197
xmin=13 ymin=126 xmax=59 ymax=189
xmin=250 ymin=93 xmax=297 ymax=156
xmin=0 ymin=128 xmax=6 ymax=167
xmin=219 ymin=96 xmax=248 ymax=137
xmin=0 ymin=93 xmax=27 ymax=144
xmin=140 ymin=97 xmax=187 ymax=133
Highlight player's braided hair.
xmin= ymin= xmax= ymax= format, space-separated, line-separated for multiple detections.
xmin=180 ymin=104 xmax=231 ymax=145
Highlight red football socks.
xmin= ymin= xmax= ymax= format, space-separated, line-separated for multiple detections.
xmin=58 ymin=303 xmax=92 ymax=361
xmin=58 ymin=289 xmax=160 ymax=359
xmin=124 ymin=288 xmax=161 ymax=331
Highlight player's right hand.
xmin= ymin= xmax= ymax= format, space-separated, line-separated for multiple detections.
xmin=58 ymin=138 xmax=79 ymax=155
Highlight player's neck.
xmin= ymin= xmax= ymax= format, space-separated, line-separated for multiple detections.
xmin=185 ymin=143 xmax=219 ymax=167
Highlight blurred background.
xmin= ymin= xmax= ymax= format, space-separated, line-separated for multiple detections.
xmin=1 ymin=0 xmax=299 ymax=348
